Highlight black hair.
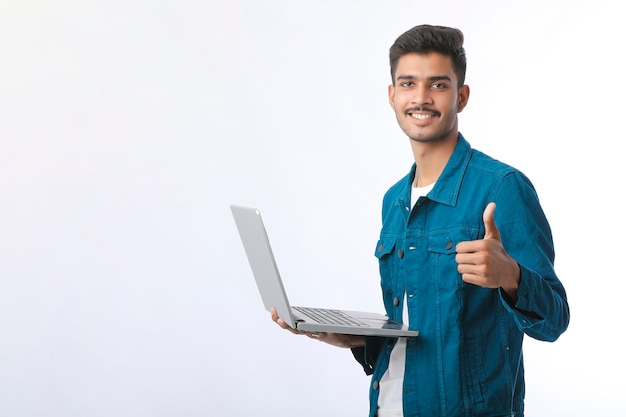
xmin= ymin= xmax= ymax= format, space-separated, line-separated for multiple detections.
xmin=389 ymin=24 xmax=466 ymax=87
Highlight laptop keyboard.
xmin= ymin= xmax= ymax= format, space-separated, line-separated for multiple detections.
xmin=292 ymin=306 xmax=369 ymax=327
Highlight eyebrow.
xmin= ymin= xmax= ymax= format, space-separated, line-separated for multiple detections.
xmin=396 ymin=75 xmax=453 ymax=83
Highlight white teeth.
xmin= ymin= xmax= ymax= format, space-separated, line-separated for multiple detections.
xmin=411 ymin=113 xmax=432 ymax=120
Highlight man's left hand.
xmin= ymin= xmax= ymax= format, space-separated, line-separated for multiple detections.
xmin=455 ymin=202 xmax=521 ymax=300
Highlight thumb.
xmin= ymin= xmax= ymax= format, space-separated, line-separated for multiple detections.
xmin=483 ymin=202 xmax=501 ymax=241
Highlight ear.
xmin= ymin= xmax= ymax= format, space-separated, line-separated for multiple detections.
xmin=457 ymin=84 xmax=470 ymax=113
xmin=388 ymin=84 xmax=396 ymax=109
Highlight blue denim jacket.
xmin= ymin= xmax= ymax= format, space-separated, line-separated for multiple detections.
xmin=352 ymin=134 xmax=569 ymax=417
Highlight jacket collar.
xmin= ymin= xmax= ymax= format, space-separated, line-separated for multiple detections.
xmin=400 ymin=133 xmax=472 ymax=209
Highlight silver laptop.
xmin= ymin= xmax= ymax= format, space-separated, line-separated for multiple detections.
xmin=230 ymin=204 xmax=418 ymax=337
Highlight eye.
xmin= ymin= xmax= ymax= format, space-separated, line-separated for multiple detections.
xmin=432 ymin=82 xmax=447 ymax=89
xmin=400 ymin=81 xmax=414 ymax=87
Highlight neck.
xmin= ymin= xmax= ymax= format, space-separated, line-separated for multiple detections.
xmin=410 ymin=132 xmax=459 ymax=187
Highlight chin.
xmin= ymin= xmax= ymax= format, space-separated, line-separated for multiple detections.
xmin=409 ymin=135 xmax=444 ymax=143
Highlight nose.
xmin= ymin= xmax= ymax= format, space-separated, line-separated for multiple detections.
xmin=411 ymin=83 xmax=433 ymax=107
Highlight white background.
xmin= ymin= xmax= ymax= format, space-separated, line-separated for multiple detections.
xmin=1 ymin=1 xmax=623 ymax=416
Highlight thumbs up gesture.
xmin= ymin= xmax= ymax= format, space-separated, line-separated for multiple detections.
xmin=455 ymin=203 xmax=521 ymax=300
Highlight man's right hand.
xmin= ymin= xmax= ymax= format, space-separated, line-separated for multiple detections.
xmin=270 ymin=308 xmax=366 ymax=348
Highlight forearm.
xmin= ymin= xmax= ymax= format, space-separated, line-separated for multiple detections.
xmin=348 ymin=335 xmax=366 ymax=348
xmin=500 ymin=261 xmax=521 ymax=303
xmin=502 ymin=264 xmax=569 ymax=342
xmin=320 ymin=333 xmax=365 ymax=348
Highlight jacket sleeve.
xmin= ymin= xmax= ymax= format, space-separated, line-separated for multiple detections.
xmin=495 ymin=172 xmax=570 ymax=342
xmin=351 ymin=336 xmax=384 ymax=375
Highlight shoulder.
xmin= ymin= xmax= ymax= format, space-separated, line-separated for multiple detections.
xmin=468 ymin=149 xmax=518 ymax=176
xmin=467 ymin=148 xmax=535 ymax=188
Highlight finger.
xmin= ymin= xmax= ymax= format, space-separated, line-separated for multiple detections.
xmin=270 ymin=307 xmax=279 ymax=323
xmin=461 ymin=272 xmax=487 ymax=288
xmin=277 ymin=318 xmax=301 ymax=334
xmin=483 ymin=202 xmax=501 ymax=241
xmin=270 ymin=308 xmax=301 ymax=334
xmin=455 ymin=241 xmax=488 ymax=260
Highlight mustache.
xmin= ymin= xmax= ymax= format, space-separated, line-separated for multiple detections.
xmin=406 ymin=107 xmax=441 ymax=117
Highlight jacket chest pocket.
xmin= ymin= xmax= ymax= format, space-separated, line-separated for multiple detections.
xmin=374 ymin=238 xmax=399 ymax=294
xmin=427 ymin=228 xmax=480 ymax=289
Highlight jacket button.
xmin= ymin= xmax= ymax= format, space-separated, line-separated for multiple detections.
xmin=377 ymin=244 xmax=384 ymax=253
xmin=393 ymin=297 xmax=400 ymax=306
xmin=373 ymin=380 xmax=379 ymax=390
xmin=446 ymin=240 xmax=453 ymax=250
xmin=397 ymin=249 xmax=404 ymax=259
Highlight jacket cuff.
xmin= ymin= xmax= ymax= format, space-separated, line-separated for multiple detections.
xmin=351 ymin=336 xmax=384 ymax=376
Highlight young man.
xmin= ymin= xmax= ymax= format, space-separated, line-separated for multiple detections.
xmin=272 ymin=24 xmax=569 ymax=417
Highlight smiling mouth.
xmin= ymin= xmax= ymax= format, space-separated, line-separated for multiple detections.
xmin=410 ymin=113 xmax=435 ymax=120
xmin=407 ymin=107 xmax=440 ymax=121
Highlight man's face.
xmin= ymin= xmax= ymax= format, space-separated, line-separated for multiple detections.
xmin=389 ymin=52 xmax=469 ymax=144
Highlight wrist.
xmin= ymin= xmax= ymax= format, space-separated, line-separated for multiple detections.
xmin=502 ymin=262 xmax=521 ymax=302
xmin=348 ymin=335 xmax=366 ymax=348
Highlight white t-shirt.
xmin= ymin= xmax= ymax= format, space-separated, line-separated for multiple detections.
xmin=377 ymin=180 xmax=435 ymax=417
